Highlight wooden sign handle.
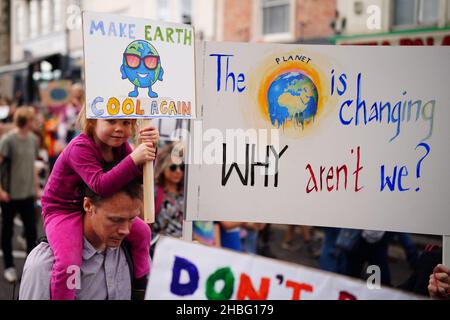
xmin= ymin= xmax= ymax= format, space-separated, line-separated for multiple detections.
xmin=142 ymin=119 xmax=155 ymax=224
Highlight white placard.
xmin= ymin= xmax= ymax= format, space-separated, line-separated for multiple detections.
xmin=146 ymin=237 xmax=419 ymax=300
xmin=82 ymin=11 xmax=196 ymax=119
xmin=186 ymin=42 xmax=450 ymax=235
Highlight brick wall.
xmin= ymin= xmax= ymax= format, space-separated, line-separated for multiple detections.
xmin=295 ymin=0 xmax=336 ymax=40
xmin=223 ymin=0 xmax=253 ymax=41
xmin=221 ymin=0 xmax=336 ymax=42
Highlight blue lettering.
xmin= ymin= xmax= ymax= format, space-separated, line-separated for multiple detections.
xmin=89 ymin=20 xmax=105 ymax=35
xmin=337 ymin=73 xmax=347 ymax=96
xmin=339 ymin=100 xmax=353 ymax=125
xmin=91 ymin=97 xmax=104 ymax=116
xmin=209 ymin=53 xmax=246 ymax=93
xmin=170 ymin=256 xmax=199 ymax=296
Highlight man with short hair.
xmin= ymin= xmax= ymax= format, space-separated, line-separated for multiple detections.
xmin=0 ymin=106 xmax=39 ymax=283
xmin=19 ymin=179 xmax=148 ymax=300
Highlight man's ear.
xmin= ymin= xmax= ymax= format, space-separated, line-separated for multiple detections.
xmin=83 ymin=197 xmax=94 ymax=214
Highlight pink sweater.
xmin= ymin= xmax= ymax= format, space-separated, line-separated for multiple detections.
xmin=41 ymin=133 xmax=141 ymax=216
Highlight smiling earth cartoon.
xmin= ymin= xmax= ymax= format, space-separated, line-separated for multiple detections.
xmin=120 ymin=39 xmax=164 ymax=98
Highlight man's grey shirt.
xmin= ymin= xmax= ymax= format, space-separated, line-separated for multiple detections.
xmin=19 ymin=238 xmax=131 ymax=300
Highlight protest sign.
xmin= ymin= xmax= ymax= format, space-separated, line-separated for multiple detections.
xmin=82 ymin=11 xmax=196 ymax=119
xmin=39 ymin=80 xmax=72 ymax=108
xmin=82 ymin=11 xmax=196 ymax=222
xmin=186 ymin=42 xmax=450 ymax=235
xmin=146 ymin=236 xmax=418 ymax=300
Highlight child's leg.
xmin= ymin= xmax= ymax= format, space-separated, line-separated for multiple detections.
xmin=44 ymin=211 xmax=83 ymax=300
xmin=126 ymin=218 xmax=151 ymax=278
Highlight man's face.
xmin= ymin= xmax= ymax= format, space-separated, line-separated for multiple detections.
xmin=84 ymin=192 xmax=141 ymax=248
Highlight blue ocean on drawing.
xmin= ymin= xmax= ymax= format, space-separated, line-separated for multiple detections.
xmin=267 ymin=71 xmax=318 ymax=128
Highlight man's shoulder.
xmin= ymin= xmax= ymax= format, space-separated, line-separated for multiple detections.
xmin=19 ymin=242 xmax=54 ymax=300
xmin=23 ymin=242 xmax=54 ymax=271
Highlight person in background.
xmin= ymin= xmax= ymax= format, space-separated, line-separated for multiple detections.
xmin=217 ymin=221 xmax=243 ymax=252
xmin=241 ymin=223 xmax=264 ymax=254
xmin=399 ymin=244 xmax=444 ymax=297
xmin=319 ymin=227 xmax=344 ymax=273
xmin=64 ymin=83 xmax=84 ymax=144
xmin=339 ymin=229 xmax=392 ymax=286
xmin=193 ymin=221 xmax=221 ymax=247
xmin=0 ymin=107 xmax=39 ymax=283
xmin=282 ymin=225 xmax=319 ymax=257
xmin=153 ymin=143 xmax=185 ymax=240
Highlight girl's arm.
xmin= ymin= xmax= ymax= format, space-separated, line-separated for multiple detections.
xmin=67 ymin=142 xmax=142 ymax=197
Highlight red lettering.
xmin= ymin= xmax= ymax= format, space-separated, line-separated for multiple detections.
xmin=339 ymin=291 xmax=357 ymax=300
xmin=442 ymin=35 xmax=450 ymax=45
xmin=305 ymin=147 xmax=362 ymax=193
xmin=353 ymin=146 xmax=363 ymax=192
xmin=336 ymin=165 xmax=348 ymax=191
xmin=306 ymin=164 xmax=318 ymax=193
xmin=399 ymin=38 xmax=414 ymax=45
xmin=286 ymin=280 xmax=313 ymax=300
xmin=236 ymin=273 xmax=270 ymax=300
xmin=326 ymin=167 xmax=334 ymax=191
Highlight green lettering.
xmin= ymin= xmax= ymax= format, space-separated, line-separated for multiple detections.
xmin=184 ymin=29 xmax=192 ymax=46
xmin=205 ymin=267 xmax=234 ymax=300
xmin=176 ymin=28 xmax=183 ymax=43
xmin=154 ymin=26 xmax=164 ymax=42
xmin=145 ymin=25 xmax=152 ymax=41
xmin=166 ymin=27 xmax=174 ymax=43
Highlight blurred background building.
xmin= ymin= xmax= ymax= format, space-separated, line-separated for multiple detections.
xmin=217 ymin=0 xmax=336 ymax=43
xmin=0 ymin=0 xmax=213 ymax=103
xmin=333 ymin=0 xmax=450 ymax=45
xmin=0 ymin=0 xmax=449 ymax=102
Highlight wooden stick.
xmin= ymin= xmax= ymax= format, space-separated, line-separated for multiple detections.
xmin=142 ymin=119 xmax=155 ymax=223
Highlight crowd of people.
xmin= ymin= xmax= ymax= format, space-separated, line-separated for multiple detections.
xmin=0 ymin=85 xmax=448 ymax=300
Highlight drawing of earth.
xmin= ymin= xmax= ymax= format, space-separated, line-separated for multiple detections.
xmin=267 ymin=71 xmax=318 ymax=128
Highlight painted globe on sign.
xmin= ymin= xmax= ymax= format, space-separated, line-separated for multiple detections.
xmin=267 ymin=71 xmax=318 ymax=128
xmin=122 ymin=40 xmax=162 ymax=88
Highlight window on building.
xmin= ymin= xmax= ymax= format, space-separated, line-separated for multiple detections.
xmin=16 ymin=1 xmax=27 ymax=43
xmin=393 ymin=0 xmax=439 ymax=27
xmin=262 ymin=0 xmax=290 ymax=35
xmin=41 ymin=0 xmax=51 ymax=35
xmin=420 ymin=0 xmax=439 ymax=25
xmin=53 ymin=0 xmax=63 ymax=32
xmin=29 ymin=0 xmax=39 ymax=38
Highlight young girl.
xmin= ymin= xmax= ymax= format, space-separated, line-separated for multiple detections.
xmin=41 ymin=107 xmax=158 ymax=300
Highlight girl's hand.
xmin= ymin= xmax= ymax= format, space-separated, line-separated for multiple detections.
xmin=139 ymin=126 xmax=159 ymax=145
xmin=130 ymin=143 xmax=157 ymax=166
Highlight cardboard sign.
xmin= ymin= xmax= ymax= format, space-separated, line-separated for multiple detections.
xmin=154 ymin=118 xmax=189 ymax=142
xmin=39 ymin=80 xmax=72 ymax=108
xmin=146 ymin=237 xmax=419 ymax=300
xmin=186 ymin=42 xmax=450 ymax=235
xmin=82 ymin=11 xmax=196 ymax=119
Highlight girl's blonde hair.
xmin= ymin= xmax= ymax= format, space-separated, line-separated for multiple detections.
xmin=76 ymin=105 xmax=138 ymax=138
xmin=154 ymin=142 xmax=185 ymax=191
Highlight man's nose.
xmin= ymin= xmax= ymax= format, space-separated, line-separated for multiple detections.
xmin=117 ymin=222 xmax=131 ymax=236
